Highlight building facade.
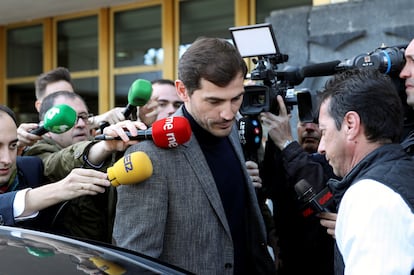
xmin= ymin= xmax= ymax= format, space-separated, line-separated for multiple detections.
xmin=1 ymin=0 xmax=412 ymax=123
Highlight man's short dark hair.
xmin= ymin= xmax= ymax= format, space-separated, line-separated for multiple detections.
xmin=319 ymin=68 xmax=403 ymax=143
xmin=35 ymin=67 xmax=74 ymax=100
xmin=151 ymin=79 xmax=174 ymax=86
xmin=178 ymin=37 xmax=248 ymax=95
xmin=39 ymin=90 xmax=87 ymax=121
xmin=0 ymin=105 xmax=17 ymax=126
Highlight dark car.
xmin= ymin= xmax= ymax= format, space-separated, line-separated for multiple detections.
xmin=0 ymin=225 xmax=193 ymax=274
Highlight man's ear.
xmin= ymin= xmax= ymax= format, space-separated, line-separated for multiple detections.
xmin=175 ymin=80 xmax=189 ymax=102
xmin=344 ymin=111 xmax=361 ymax=140
xmin=35 ymin=100 xmax=41 ymax=113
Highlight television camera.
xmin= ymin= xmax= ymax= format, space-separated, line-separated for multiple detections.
xmin=230 ymin=23 xmax=411 ymax=161
xmin=230 ymin=23 xmax=317 ymax=162
xmin=230 ymin=23 xmax=408 ymax=118
xmin=229 ymin=23 xmax=309 ymax=118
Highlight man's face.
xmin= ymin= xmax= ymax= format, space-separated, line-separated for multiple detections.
xmin=0 ymin=114 xmax=17 ymax=185
xmin=152 ymin=83 xmax=183 ymax=120
xmin=35 ymin=80 xmax=74 ymax=112
xmin=177 ymin=74 xmax=245 ymax=137
xmin=297 ymin=121 xmax=322 ymax=154
xmin=44 ymin=80 xmax=74 ymax=97
xmin=46 ymin=96 xmax=90 ymax=148
xmin=317 ymin=99 xmax=349 ymax=177
xmin=400 ymin=39 xmax=414 ymax=108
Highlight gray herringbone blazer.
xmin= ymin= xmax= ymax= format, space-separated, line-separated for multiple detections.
xmin=113 ymin=109 xmax=275 ymax=275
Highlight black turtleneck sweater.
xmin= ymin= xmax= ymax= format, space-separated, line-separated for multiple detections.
xmin=182 ymin=106 xmax=250 ymax=274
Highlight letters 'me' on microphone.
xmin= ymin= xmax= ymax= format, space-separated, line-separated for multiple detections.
xmin=107 ymin=151 xmax=153 ymax=187
xmin=294 ymin=179 xmax=335 ymax=218
xmin=151 ymin=116 xmax=192 ymax=148
xmin=123 ymin=79 xmax=153 ymax=119
xmin=31 ymin=104 xmax=77 ymax=136
xmin=95 ymin=116 xmax=192 ymax=149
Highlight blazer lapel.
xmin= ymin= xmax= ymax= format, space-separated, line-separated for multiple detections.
xmin=181 ymin=134 xmax=232 ymax=237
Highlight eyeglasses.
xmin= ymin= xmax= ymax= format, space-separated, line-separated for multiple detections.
xmin=77 ymin=113 xmax=93 ymax=125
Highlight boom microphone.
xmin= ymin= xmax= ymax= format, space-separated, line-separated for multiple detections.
xmin=107 ymin=151 xmax=153 ymax=187
xmin=30 ymin=104 xmax=77 ymax=136
xmin=301 ymin=60 xmax=342 ymax=78
xmin=278 ymin=60 xmax=341 ymax=86
xmin=94 ymin=116 xmax=192 ymax=149
xmin=123 ymin=79 xmax=153 ymax=119
xmin=294 ymin=179 xmax=335 ymax=217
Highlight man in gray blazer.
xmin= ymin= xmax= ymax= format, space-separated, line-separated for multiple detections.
xmin=113 ymin=37 xmax=276 ymax=274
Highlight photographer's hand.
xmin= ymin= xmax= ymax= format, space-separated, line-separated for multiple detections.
xmin=260 ymin=95 xmax=294 ymax=150
xmin=246 ymin=160 xmax=262 ymax=188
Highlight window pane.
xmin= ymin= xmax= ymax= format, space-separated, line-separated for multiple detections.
xmin=114 ymin=6 xmax=162 ymax=67
xmin=57 ymin=16 xmax=98 ymax=71
xmin=114 ymin=72 xmax=162 ymax=107
xmin=7 ymin=83 xmax=38 ymax=124
xmin=7 ymin=25 xmax=43 ymax=78
xmin=179 ymin=0 xmax=234 ymax=46
xmin=72 ymin=77 xmax=99 ymax=115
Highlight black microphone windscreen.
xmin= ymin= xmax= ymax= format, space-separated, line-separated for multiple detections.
xmin=301 ymin=60 xmax=341 ymax=78
xmin=294 ymin=179 xmax=315 ymax=202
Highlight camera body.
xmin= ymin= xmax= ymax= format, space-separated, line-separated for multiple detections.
xmin=241 ymin=55 xmax=298 ymax=116
xmin=230 ymin=23 xmax=314 ymax=118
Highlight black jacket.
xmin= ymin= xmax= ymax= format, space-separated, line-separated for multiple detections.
xmin=328 ymin=144 xmax=414 ymax=275
xmin=261 ymin=139 xmax=338 ymax=275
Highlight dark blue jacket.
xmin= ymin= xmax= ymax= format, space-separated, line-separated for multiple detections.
xmin=0 ymin=156 xmax=44 ymax=226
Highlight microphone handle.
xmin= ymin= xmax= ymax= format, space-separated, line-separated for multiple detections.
xmin=123 ymin=104 xmax=137 ymax=119
xmin=311 ymin=187 xmax=335 ymax=212
xmin=30 ymin=126 xmax=48 ymax=136
xmin=99 ymin=121 xmax=110 ymax=132
xmin=94 ymin=130 xmax=153 ymax=141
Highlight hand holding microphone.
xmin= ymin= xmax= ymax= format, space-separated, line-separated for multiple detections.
xmin=107 ymin=151 xmax=153 ymax=187
xmin=91 ymin=107 xmax=125 ymax=128
xmin=30 ymin=104 xmax=77 ymax=136
xmin=97 ymin=79 xmax=152 ymax=132
xmin=17 ymin=123 xmax=44 ymax=148
xmin=294 ymin=179 xmax=336 ymax=218
xmin=95 ymin=116 xmax=192 ymax=149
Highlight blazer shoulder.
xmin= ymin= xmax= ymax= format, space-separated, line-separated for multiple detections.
xmin=16 ymin=156 xmax=45 ymax=188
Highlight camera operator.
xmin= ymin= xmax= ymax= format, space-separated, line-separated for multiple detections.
xmin=259 ymin=95 xmax=339 ymax=275
xmin=399 ymin=38 xmax=414 ymax=153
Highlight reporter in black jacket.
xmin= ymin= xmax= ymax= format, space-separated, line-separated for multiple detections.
xmin=260 ymin=95 xmax=338 ymax=275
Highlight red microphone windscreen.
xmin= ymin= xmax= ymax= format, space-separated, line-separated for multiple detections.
xmin=151 ymin=116 xmax=192 ymax=148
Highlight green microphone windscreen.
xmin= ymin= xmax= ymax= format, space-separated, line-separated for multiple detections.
xmin=43 ymin=104 xmax=77 ymax=133
xmin=128 ymin=79 xmax=153 ymax=107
